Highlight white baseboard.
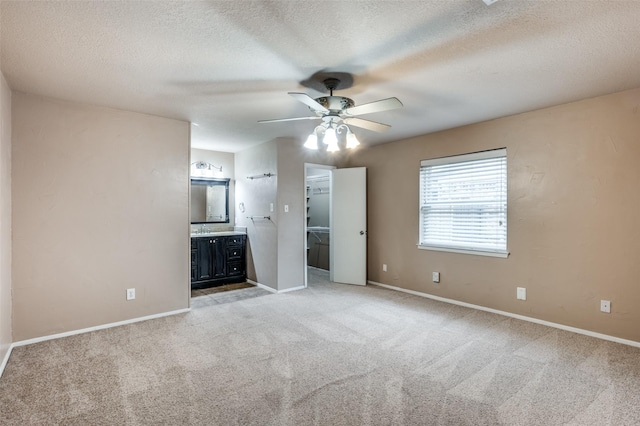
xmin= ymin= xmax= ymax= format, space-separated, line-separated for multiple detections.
xmin=0 ymin=345 xmax=13 ymax=379
xmin=247 ymin=279 xmax=305 ymax=294
xmin=11 ymin=308 xmax=191 ymax=349
xmin=278 ymin=285 xmax=306 ymax=294
xmin=247 ymin=279 xmax=277 ymax=294
xmin=368 ymin=280 xmax=640 ymax=349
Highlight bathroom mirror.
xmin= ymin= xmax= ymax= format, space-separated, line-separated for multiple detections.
xmin=190 ymin=178 xmax=230 ymax=223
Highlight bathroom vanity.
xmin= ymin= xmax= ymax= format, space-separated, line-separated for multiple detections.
xmin=189 ymin=176 xmax=247 ymax=289
xmin=191 ymin=232 xmax=247 ymax=289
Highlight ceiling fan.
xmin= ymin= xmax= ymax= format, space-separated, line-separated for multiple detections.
xmin=258 ymin=77 xmax=403 ymax=151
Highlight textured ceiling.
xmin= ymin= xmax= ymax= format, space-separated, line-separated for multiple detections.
xmin=2 ymin=1 xmax=640 ymax=153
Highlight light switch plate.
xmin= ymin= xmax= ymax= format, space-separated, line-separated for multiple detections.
xmin=517 ymin=287 xmax=526 ymax=300
xmin=600 ymin=300 xmax=611 ymax=313
xmin=126 ymin=288 xmax=135 ymax=300
xmin=432 ymin=272 xmax=440 ymax=283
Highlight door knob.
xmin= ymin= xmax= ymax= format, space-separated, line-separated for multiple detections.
xmin=360 ymin=231 xmax=365 ymax=235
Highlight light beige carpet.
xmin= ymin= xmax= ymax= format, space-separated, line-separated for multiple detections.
xmin=2 ymin=269 xmax=639 ymax=425
xmin=191 ymin=282 xmax=272 ymax=308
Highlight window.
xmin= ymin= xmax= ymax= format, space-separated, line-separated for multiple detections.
xmin=419 ymin=148 xmax=508 ymax=257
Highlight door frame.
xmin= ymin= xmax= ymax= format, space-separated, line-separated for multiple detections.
xmin=303 ymin=163 xmax=336 ymax=288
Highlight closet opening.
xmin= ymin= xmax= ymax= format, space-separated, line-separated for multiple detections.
xmin=304 ymin=164 xmax=335 ymax=287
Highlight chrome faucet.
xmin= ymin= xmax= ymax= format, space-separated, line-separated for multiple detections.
xmin=201 ymin=224 xmax=206 ymax=234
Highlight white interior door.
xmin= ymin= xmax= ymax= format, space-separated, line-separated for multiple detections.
xmin=330 ymin=167 xmax=367 ymax=285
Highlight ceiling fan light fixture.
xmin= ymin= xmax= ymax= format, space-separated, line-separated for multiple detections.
xmin=346 ymin=130 xmax=360 ymax=149
xmin=304 ymin=133 xmax=318 ymax=150
xmin=326 ymin=138 xmax=340 ymax=152
xmin=323 ymin=127 xmax=338 ymax=146
xmin=260 ymin=74 xmax=403 ymax=152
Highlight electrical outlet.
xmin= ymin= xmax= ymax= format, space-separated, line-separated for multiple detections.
xmin=126 ymin=288 xmax=135 ymax=300
xmin=382 ymin=264 xmax=387 ymax=272
xmin=600 ymin=300 xmax=611 ymax=313
xmin=432 ymin=272 xmax=440 ymax=283
xmin=284 ymin=204 xmax=289 ymax=213
xmin=517 ymin=287 xmax=526 ymax=300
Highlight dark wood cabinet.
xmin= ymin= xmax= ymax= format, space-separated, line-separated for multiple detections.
xmin=191 ymin=234 xmax=246 ymax=289
xmin=194 ymin=237 xmax=213 ymax=281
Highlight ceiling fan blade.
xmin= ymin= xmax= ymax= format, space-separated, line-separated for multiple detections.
xmin=343 ymin=97 xmax=403 ymax=116
xmin=343 ymin=117 xmax=391 ymax=133
xmin=258 ymin=116 xmax=322 ymax=124
xmin=288 ymin=92 xmax=329 ymax=113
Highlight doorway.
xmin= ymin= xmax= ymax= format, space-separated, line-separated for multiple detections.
xmin=304 ymin=164 xmax=335 ymax=288
xmin=303 ymin=164 xmax=368 ymax=287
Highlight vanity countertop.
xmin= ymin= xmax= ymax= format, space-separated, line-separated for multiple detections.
xmin=191 ymin=231 xmax=246 ymax=238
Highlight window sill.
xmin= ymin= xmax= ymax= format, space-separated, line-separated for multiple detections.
xmin=417 ymin=245 xmax=509 ymax=258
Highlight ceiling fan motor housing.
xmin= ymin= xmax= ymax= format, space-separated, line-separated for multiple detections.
xmin=309 ymin=77 xmax=355 ymax=114
xmin=313 ymin=96 xmax=355 ymax=113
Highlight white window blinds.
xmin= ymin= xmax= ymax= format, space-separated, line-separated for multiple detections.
xmin=419 ymin=149 xmax=507 ymax=256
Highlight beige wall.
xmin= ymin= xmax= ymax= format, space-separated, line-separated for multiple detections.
xmin=190 ymin=148 xmax=235 ymax=228
xmin=235 ymin=140 xmax=278 ymax=289
xmin=276 ymin=139 xmax=344 ymax=291
xmin=346 ymin=87 xmax=640 ymax=342
xmin=12 ymin=93 xmax=190 ymax=341
xmin=0 ymin=72 xmax=12 ymax=361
